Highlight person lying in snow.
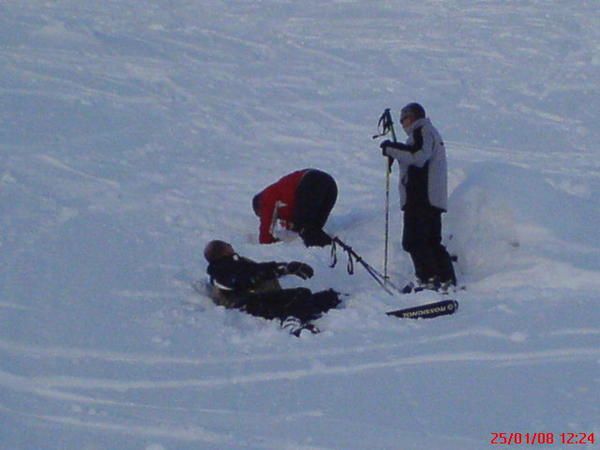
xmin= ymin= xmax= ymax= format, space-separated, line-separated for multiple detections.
xmin=203 ymin=240 xmax=341 ymax=336
xmin=252 ymin=168 xmax=337 ymax=247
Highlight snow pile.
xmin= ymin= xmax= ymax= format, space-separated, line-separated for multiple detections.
xmin=447 ymin=162 xmax=600 ymax=290
xmin=446 ymin=164 xmax=521 ymax=280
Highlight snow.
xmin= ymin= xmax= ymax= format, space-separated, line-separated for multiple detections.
xmin=1 ymin=1 xmax=599 ymax=449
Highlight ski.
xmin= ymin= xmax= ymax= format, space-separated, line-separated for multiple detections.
xmin=386 ymin=299 xmax=459 ymax=319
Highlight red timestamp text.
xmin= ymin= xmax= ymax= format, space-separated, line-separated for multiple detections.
xmin=490 ymin=432 xmax=595 ymax=445
xmin=562 ymin=433 xmax=596 ymax=445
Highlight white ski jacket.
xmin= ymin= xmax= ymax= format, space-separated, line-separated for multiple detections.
xmin=383 ymin=117 xmax=448 ymax=212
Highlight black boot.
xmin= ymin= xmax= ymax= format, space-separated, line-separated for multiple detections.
xmin=300 ymin=228 xmax=332 ymax=247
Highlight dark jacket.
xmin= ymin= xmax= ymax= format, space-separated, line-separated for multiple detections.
xmin=207 ymin=255 xmax=283 ymax=307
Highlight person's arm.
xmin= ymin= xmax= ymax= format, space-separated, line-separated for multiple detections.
xmin=208 ymin=259 xmax=279 ymax=291
xmin=258 ymin=190 xmax=280 ymax=244
xmin=253 ymin=261 xmax=314 ymax=281
xmin=382 ymin=126 xmax=433 ymax=167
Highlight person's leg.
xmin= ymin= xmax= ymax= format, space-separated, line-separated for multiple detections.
xmin=428 ymin=210 xmax=457 ymax=285
xmin=293 ymin=171 xmax=317 ymax=231
xmin=244 ymin=288 xmax=341 ymax=336
xmin=279 ymin=288 xmax=329 ymax=323
xmin=402 ymin=207 xmax=438 ymax=283
xmin=293 ymin=170 xmax=337 ymax=231
xmin=313 ymin=172 xmax=338 ymax=229
xmin=243 ymin=288 xmax=312 ymax=321
xmin=309 ymin=289 xmax=341 ymax=312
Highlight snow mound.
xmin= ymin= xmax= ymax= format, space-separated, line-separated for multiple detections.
xmin=446 ymin=162 xmax=600 ymax=285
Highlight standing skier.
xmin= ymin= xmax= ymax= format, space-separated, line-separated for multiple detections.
xmin=252 ymin=169 xmax=337 ymax=247
xmin=203 ymin=240 xmax=341 ymax=335
xmin=380 ymin=103 xmax=456 ymax=290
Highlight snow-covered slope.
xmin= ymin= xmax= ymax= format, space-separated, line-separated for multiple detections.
xmin=1 ymin=1 xmax=599 ymax=449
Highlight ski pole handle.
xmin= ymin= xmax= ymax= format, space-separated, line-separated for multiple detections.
xmin=373 ymin=108 xmax=393 ymax=139
xmin=385 ymin=109 xmax=398 ymax=143
xmin=374 ymin=109 xmax=397 ymax=172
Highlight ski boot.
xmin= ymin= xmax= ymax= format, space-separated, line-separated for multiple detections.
xmin=281 ymin=317 xmax=320 ymax=337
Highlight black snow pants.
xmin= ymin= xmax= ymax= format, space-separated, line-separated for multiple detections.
xmin=402 ymin=205 xmax=456 ymax=284
xmin=293 ymin=170 xmax=337 ymax=231
xmin=242 ymin=288 xmax=340 ymax=323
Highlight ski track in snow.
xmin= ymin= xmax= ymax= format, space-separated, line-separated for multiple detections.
xmin=1 ymin=322 xmax=600 ymax=367
xmin=1 ymin=1 xmax=599 ymax=449
xmin=2 ymin=348 xmax=599 ymax=392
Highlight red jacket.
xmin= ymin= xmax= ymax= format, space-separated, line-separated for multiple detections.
xmin=256 ymin=169 xmax=309 ymax=244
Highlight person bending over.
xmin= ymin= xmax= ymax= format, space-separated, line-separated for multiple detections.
xmin=252 ymin=169 xmax=337 ymax=247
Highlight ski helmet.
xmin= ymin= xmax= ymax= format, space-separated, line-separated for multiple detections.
xmin=400 ymin=102 xmax=426 ymax=121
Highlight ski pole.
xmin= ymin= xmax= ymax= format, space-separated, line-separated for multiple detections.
xmin=330 ymin=236 xmax=404 ymax=296
xmin=385 ymin=112 xmax=398 ymax=283
xmin=373 ymin=109 xmax=398 ymax=284
xmin=384 ymin=157 xmax=391 ymax=283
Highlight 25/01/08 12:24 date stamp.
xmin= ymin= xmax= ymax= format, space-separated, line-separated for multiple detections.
xmin=490 ymin=432 xmax=596 ymax=445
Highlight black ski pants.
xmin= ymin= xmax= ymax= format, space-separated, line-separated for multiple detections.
xmin=402 ymin=205 xmax=456 ymax=284
xmin=242 ymin=288 xmax=340 ymax=323
xmin=293 ymin=170 xmax=337 ymax=231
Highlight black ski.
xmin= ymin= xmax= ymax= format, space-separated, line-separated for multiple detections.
xmin=386 ymin=299 xmax=459 ymax=319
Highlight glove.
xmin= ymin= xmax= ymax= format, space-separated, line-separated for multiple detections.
xmin=300 ymin=228 xmax=332 ymax=247
xmin=380 ymin=139 xmax=392 ymax=149
xmin=286 ymin=261 xmax=314 ymax=280
xmin=380 ymin=139 xmax=393 ymax=157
